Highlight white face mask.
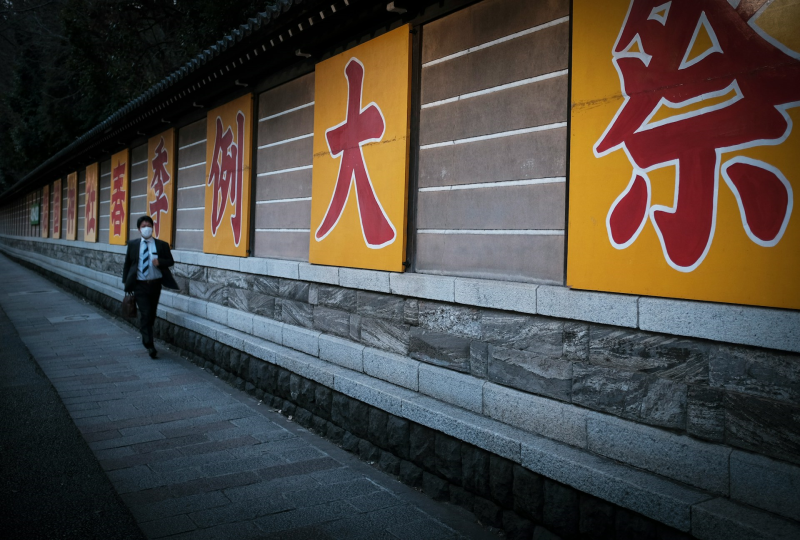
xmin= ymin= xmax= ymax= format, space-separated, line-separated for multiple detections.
xmin=141 ymin=227 xmax=153 ymax=239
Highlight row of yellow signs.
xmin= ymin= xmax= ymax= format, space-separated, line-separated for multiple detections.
xmin=32 ymin=6 xmax=800 ymax=309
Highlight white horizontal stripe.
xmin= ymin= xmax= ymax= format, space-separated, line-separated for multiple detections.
xmin=131 ymin=176 xmax=147 ymax=182
xmin=418 ymin=229 xmax=564 ymax=236
xmin=78 ymin=205 xmax=85 ymax=208
xmin=178 ymin=184 xmax=204 ymax=191
xmin=99 ymin=215 xmax=110 ymax=218
xmin=256 ymin=197 xmax=312 ymax=205
xmin=100 ymin=173 xmax=111 ymax=178
xmin=419 ymin=177 xmax=566 ymax=192
xmin=179 ymin=139 xmax=207 ymax=150
xmin=130 ymin=194 xmax=147 ymax=199
xmin=257 ymin=165 xmax=313 ymax=177
xmin=259 ymin=101 xmax=314 ymax=122
xmin=255 ymin=228 xmax=310 ymax=233
xmin=132 ymin=159 xmax=147 ymax=166
xmin=99 ymin=228 xmax=109 ymax=231
xmin=129 ymin=212 xmax=144 ymax=216
xmin=422 ymin=70 xmax=568 ymax=109
xmin=258 ymin=133 xmax=313 ymax=149
xmin=178 ymin=162 xmax=205 ymax=171
xmin=100 ymin=186 xmax=110 ymax=191
xmin=176 ymin=228 xmax=203 ymax=232
xmin=177 ymin=207 xmax=205 ymax=211
xmin=421 ymin=122 xmax=567 ymax=149
xmin=423 ymin=16 xmax=570 ymax=68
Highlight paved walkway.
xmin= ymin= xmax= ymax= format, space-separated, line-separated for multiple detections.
xmin=0 ymin=253 xmax=496 ymax=540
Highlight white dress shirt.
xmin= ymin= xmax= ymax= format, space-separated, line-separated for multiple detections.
xmin=137 ymin=238 xmax=162 ymax=280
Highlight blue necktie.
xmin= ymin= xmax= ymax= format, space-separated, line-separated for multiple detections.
xmin=142 ymin=242 xmax=150 ymax=278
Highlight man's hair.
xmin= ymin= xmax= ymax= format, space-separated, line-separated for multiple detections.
xmin=137 ymin=216 xmax=154 ymax=228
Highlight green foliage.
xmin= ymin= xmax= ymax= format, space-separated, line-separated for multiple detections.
xmin=0 ymin=0 xmax=276 ymax=194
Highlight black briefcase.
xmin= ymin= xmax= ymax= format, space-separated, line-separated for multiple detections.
xmin=121 ymin=293 xmax=137 ymax=318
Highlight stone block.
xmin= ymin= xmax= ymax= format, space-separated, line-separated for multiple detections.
xmin=398 ymin=460 xmax=423 ymax=487
xmin=579 ymin=493 xmax=615 ymax=539
xmin=615 ymin=507 xmax=657 ymax=540
xmin=390 ymin=273 xmax=455 ymax=302
xmin=208 ymin=268 xmax=251 ymax=289
xmin=589 ymin=326 xmax=711 ymax=384
xmin=186 ymin=297 xmax=207 ymax=318
xmin=332 ymin=373 xmax=410 ymax=417
xmin=356 ymin=291 xmax=405 ymax=322
xmin=363 ymin=347 xmax=419 ymax=391
xmin=418 ymin=301 xmax=481 ymax=339
xmin=418 ymin=364 xmax=484 ymax=413
xmin=313 ymin=305 xmax=351 ymax=339
xmin=275 ymin=349 xmax=334 ymax=388
xmin=171 ymin=294 xmax=189 ymax=313
xmin=410 ymin=424 xmax=436 ymax=471
xmin=483 ymin=382 xmax=588 ymax=448
xmin=450 ymin=485 xmax=474 ymax=512
xmin=686 ymin=386 xmax=725 ymax=442
xmin=640 ymin=297 xmax=800 ymax=354
xmin=308 ymin=284 xmax=318 ymax=305
xmin=724 ymin=391 xmax=800 ymax=466
xmin=339 ymin=267 xmax=390 ymax=293
xmin=316 ymin=285 xmax=357 ymax=312
xmin=403 ymin=298 xmax=419 ymax=326
xmin=238 ymin=257 xmax=266 ymax=275
xmin=470 ymin=341 xmax=489 ymax=378
xmin=252 ymin=275 xmax=280 ymax=296
xmin=474 ymin=496 xmax=503 ymax=528
xmin=691 ymin=498 xmax=800 ymax=540
xmin=189 ymin=280 xmax=227 ymax=305
xmin=368 ymin=408 xmax=388 ymax=448
xmin=482 ymin=312 xmax=564 ymax=356
xmin=730 ymin=450 xmax=800 ymax=521
xmin=253 ymin=316 xmax=283 ymax=344
xmin=319 ymin=334 xmax=364 ymax=372
xmin=586 ymin=414 xmax=730 ymax=495
xmin=423 ymin=472 xmax=449 ymax=501
xmin=513 ymin=465 xmax=544 ymax=522
xmin=298 ymin=262 xmax=339 ymax=285
xmin=386 ymin=415 xmax=410 ymax=459
xmin=409 ymin=328 xmax=471 ymax=372
xmin=278 ymin=279 xmax=309 ymax=302
xmin=488 ymin=346 xmax=572 ymax=402
xmin=709 ymin=344 xmax=800 ymax=403
xmin=435 ymin=433 xmax=462 ymax=484
xmin=538 ymin=286 xmax=638 ymax=328
xmin=227 ymin=309 xmax=253 ymax=334
xmin=280 ymin=299 xmax=314 ymax=329
xmin=543 ymin=479 xmax=579 ymax=540
xmin=489 ymin=455 xmax=514 ymax=508
xmin=461 ymin=444 xmax=490 ymax=497
xmin=360 ymin=317 xmax=410 ymax=355
xmin=572 ymin=362 xmax=687 ymax=430
xmin=266 ymin=259 xmax=299 ymax=279
xmin=521 ymin=436 xmax=709 ymax=532
xmin=454 ymin=277 xmax=537 ymax=314
xmin=282 ymin=325 xmax=320 ymax=357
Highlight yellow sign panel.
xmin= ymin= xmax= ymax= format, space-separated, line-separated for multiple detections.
xmin=52 ymin=179 xmax=62 ymax=239
xmin=66 ymin=172 xmax=78 ymax=241
xmin=568 ymin=0 xmax=800 ymax=309
xmin=203 ymin=94 xmax=253 ymax=257
xmin=147 ymin=129 xmax=176 ymax=245
xmin=110 ymin=149 xmax=130 ymax=246
xmin=84 ymin=163 xmax=99 ymax=243
xmin=309 ymin=25 xmax=412 ymax=272
xmin=41 ymin=184 xmax=49 ymax=238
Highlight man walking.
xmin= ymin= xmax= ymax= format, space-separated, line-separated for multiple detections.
xmin=122 ymin=216 xmax=179 ymax=358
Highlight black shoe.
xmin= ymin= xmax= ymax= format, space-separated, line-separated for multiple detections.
xmin=147 ymin=347 xmax=158 ymax=359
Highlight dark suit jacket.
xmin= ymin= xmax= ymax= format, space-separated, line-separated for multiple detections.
xmin=122 ymin=238 xmax=179 ymax=292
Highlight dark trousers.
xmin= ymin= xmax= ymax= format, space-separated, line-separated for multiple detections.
xmin=134 ymin=280 xmax=162 ymax=348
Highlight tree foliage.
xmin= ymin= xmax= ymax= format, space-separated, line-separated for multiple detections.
xmin=0 ymin=0 xmax=274 ymax=193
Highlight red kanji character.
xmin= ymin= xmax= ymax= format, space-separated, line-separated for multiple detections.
xmin=149 ymin=137 xmax=171 ymax=237
xmin=85 ymin=178 xmax=96 ymax=235
xmin=315 ymin=58 xmax=396 ymax=248
xmin=207 ymin=112 xmax=245 ymax=246
xmin=595 ymin=0 xmax=800 ymax=271
xmin=111 ymin=162 xmax=127 ymax=237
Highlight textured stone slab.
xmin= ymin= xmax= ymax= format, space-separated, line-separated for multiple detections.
xmin=313 ymin=305 xmax=351 ymax=340
xmin=537 ymin=286 xmax=638 ymax=328
xmin=418 ymin=301 xmax=481 ymax=339
xmin=315 ymin=285 xmax=356 ymax=312
xmin=709 ymin=345 xmax=800 ymax=403
xmin=483 ymin=383 xmax=587 ymax=448
xmin=488 ymin=346 xmax=572 ymax=402
xmin=319 ymin=335 xmax=364 ymax=372
xmin=723 ymin=391 xmax=800 ymax=466
xmin=186 ymin=298 xmax=208 ymax=318
xmin=589 ymin=326 xmax=710 ymax=384
xmin=363 ymin=348 xmax=419 ymax=391
xmin=390 ymin=273 xmax=455 ymax=302
xmin=339 ymin=268 xmax=390 ymax=293
xmin=333 ymin=371 xmax=418 ymax=417
xmin=409 ymin=328 xmax=471 ymax=373
xmin=686 ymin=386 xmax=725 ymax=442
xmin=639 ymin=297 xmax=800 ymax=354
xmin=227 ymin=309 xmax=253 ymax=334
xmin=280 ymin=299 xmax=314 ymax=329
xmin=521 ymin=437 xmax=709 ymax=532
xmin=274 ymin=348 xmax=335 ymax=388
xmin=692 ymin=498 xmax=800 ymax=540
xmin=298 ymin=263 xmax=339 ymax=285
xmin=455 ymin=278 xmax=538 ymax=313
xmin=282 ymin=325 xmax=320 ymax=357
xmin=730 ymin=450 xmax=800 ymax=521
xmin=360 ymin=317 xmax=411 ymax=356
xmin=587 ymin=414 xmax=730 ymax=495
xmin=356 ymin=292 xmax=405 ymax=323
xmin=208 ymin=268 xmax=251 ymax=290
xmin=418 ymin=364 xmax=484 ymax=413
xmin=253 ymin=316 xmax=283 ymax=344
xmin=572 ymin=362 xmax=687 ymax=430
xmin=480 ymin=312 xmax=563 ymax=355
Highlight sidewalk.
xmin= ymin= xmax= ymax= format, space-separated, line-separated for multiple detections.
xmin=0 ymin=253 xmax=497 ymax=540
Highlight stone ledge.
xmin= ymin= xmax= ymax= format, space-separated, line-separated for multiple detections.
xmin=691 ymin=498 xmax=800 ymax=540
xmin=730 ymin=450 xmax=800 ymax=522
xmin=5 ymin=242 xmax=798 ymax=537
xmin=3 ymin=235 xmax=799 ymax=354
